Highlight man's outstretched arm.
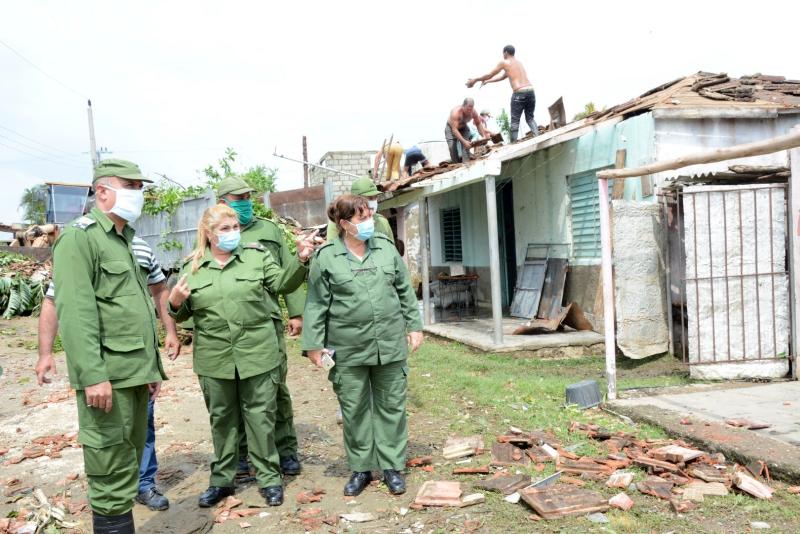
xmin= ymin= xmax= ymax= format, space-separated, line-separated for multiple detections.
xmin=466 ymin=61 xmax=505 ymax=88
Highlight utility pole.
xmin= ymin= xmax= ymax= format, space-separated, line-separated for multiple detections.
xmin=87 ymin=100 xmax=98 ymax=168
xmin=86 ymin=100 xmax=112 ymax=167
xmin=302 ymin=135 xmax=309 ymax=188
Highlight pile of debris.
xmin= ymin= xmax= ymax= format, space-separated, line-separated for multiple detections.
xmin=2 ymin=432 xmax=79 ymax=466
xmin=408 ymin=422 xmax=786 ymax=522
xmin=690 ymin=72 xmax=800 ymax=103
xmin=0 ymin=252 xmax=50 ymax=319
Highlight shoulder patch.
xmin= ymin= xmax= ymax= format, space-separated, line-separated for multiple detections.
xmin=72 ymin=216 xmax=96 ymax=230
xmin=243 ymin=242 xmax=266 ymax=251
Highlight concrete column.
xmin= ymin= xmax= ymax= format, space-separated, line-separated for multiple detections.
xmin=789 ymin=127 xmax=800 ymax=380
xmin=485 ymin=175 xmax=503 ymax=346
xmin=420 ymin=197 xmax=431 ymax=326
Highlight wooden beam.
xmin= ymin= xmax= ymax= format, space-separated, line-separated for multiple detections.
xmin=598 ymin=129 xmax=800 ymax=180
xmin=789 ymin=126 xmax=800 ymax=380
xmin=485 ymin=175 xmax=504 ymax=346
xmin=611 ymin=149 xmax=627 ymax=199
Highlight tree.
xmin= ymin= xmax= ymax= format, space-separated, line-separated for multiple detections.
xmin=19 ymin=185 xmax=47 ymax=224
xmin=574 ymin=102 xmax=601 ymax=121
xmin=497 ymin=108 xmax=511 ymax=140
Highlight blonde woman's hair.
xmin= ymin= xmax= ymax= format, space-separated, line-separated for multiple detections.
xmin=188 ymin=204 xmax=238 ymax=273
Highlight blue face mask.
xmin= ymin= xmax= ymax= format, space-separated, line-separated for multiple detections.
xmin=216 ymin=230 xmax=240 ymax=252
xmin=347 ymin=218 xmax=375 ymax=241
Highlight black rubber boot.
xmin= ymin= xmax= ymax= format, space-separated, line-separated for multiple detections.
xmin=92 ymin=510 xmax=135 ymax=533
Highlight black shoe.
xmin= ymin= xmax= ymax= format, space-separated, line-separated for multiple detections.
xmin=92 ymin=510 xmax=135 ymax=533
xmin=198 ymin=486 xmax=235 ymax=508
xmin=259 ymin=485 xmax=284 ymax=506
xmin=383 ymin=469 xmax=406 ymax=495
xmin=236 ymin=457 xmax=255 ymax=482
xmin=343 ymin=471 xmax=373 ymax=497
xmin=135 ymin=487 xmax=170 ymax=511
xmin=280 ymin=454 xmax=301 ymax=476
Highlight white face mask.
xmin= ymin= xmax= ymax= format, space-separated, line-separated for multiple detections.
xmin=102 ymin=185 xmax=145 ymax=223
xmin=367 ymin=199 xmax=378 ymax=212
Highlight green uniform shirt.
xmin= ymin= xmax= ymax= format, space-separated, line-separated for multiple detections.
xmin=52 ymin=208 xmax=166 ymax=390
xmin=326 ymin=213 xmax=394 ymax=244
xmin=301 ymin=235 xmax=422 ymax=366
xmin=169 ymin=245 xmax=308 ymax=379
xmin=240 ymin=217 xmax=305 ymax=319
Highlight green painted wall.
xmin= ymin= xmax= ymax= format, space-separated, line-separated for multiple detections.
xmin=427 ymin=113 xmax=656 ymax=268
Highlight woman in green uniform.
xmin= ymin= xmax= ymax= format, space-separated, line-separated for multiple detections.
xmin=302 ymin=194 xmax=423 ymax=497
xmin=168 ymin=204 xmax=315 ymax=507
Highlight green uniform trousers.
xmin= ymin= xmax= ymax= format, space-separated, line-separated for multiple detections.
xmin=238 ymin=319 xmax=298 ymax=460
xmin=200 ymin=368 xmax=282 ymax=488
xmin=76 ymin=385 xmax=149 ymax=516
xmin=331 ymin=360 xmax=408 ymax=472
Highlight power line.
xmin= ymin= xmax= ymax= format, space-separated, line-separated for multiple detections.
xmin=0 ymin=132 xmax=85 ymax=164
xmin=0 ymin=139 xmax=89 ymax=169
xmin=0 ymin=124 xmax=85 ymax=159
xmin=0 ymin=38 xmax=87 ymax=99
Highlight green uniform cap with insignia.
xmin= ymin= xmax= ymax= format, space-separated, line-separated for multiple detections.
xmin=350 ymin=177 xmax=380 ymax=197
xmin=93 ymin=158 xmax=153 ymax=183
xmin=217 ymin=176 xmax=255 ymax=197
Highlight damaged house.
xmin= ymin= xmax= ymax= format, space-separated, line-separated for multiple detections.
xmin=381 ymin=72 xmax=800 ymax=379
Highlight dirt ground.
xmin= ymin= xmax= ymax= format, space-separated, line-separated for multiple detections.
xmin=0 ymin=317 xmax=477 ymax=533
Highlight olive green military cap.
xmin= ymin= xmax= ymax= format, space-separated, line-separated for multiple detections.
xmin=93 ymin=158 xmax=153 ymax=183
xmin=350 ymin=177 xmax=380 ymax=197
xmin=217 ymin=176 xmax=255 ymax=197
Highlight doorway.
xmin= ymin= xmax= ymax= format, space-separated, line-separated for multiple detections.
xmin=496 ymin=179 xmax=517 ymax=309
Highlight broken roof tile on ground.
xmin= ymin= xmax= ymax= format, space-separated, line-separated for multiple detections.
xmin=520 ymin=484 xmax=609 ymax=519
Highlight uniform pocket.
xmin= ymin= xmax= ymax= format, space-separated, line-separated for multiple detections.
xmin=329 ymin=272 xmax=355 ymax=294
xmin=96 ymin=261 xmax=136 ymax=299
xmin=235 ymin=271 xmax=264 ymax=301
xmin=101 ymin=336 xmax=148 ymax=381
xmin=189 ymin=276 xmax=215 ymax=309
xmin=381 ymin=265 xmax=396 ymax=285
xmin=78 ymin=426 xmax=124 ymax=476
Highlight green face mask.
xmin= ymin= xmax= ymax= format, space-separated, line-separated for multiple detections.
xmin=227 ymin=199 xmax=254 ymax=225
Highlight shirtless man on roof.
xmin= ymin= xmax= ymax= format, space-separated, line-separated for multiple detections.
xmin=467 ymin=45 xmax=539 ymax=141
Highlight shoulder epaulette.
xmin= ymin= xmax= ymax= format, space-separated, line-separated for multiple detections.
xmin=72 ymin=216 xmax=96 ymax=230
xmin=374 ymin=233 xmax=392 ymax=243
xmin=243 ymin=242 xmax=266 ymax=251
xmin=314 ymin=241 xmax=334 ymax=256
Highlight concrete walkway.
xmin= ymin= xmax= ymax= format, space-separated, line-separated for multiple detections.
xmin=611 ymin=381 xmax=800 ymax=482
xmin=424 ymin=316 xmax=604 ymax=353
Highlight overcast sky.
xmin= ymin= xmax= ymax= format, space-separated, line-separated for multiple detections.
xmin=2 ymin=0 xmax=798 ymax=232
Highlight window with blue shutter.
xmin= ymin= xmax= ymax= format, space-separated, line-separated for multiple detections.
xmin=568 ymin=171 xmax=610 ymax=260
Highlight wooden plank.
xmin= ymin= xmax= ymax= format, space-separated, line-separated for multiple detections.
xmin=612 ymin=149 xmax=627 ymax=199
xmin=537 ymin=258 xmax=568 ymax=319
xmin=520 ymin=485 xmax=609 ymax=519
xmin=598 ymin=128 xmax=800 ymax=180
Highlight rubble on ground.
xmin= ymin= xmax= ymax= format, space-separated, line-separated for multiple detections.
xmin=421 ymin=420 xmax=786 ymax=522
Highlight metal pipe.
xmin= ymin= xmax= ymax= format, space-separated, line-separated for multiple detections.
xmin=598 ymin=177 xmax=616 ymax=400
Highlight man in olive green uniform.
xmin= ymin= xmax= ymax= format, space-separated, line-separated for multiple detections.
xmin=325 ymin=177 xmax=394 ymax=243
xmin=216 ymin=176 xmax=304 ymax=476
xmin=53 ymin=159 xmax=166 ymax=534
xmin=302 ymin=231 xmax=422 ymax=495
